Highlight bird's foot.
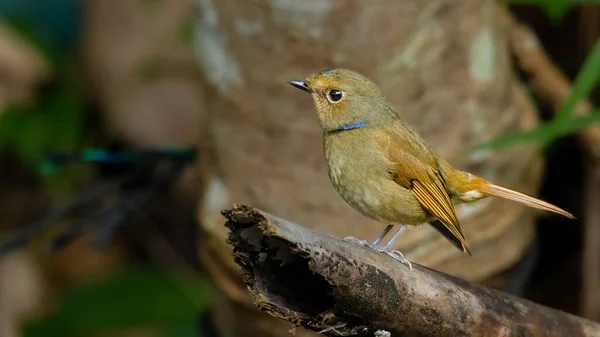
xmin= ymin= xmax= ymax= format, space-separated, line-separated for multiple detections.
xmin=379 ymin=248 xmax=413 ymax=270
xmin=369 ymin=244 xmax=413 ymax=270
xmin=343 ymin=236 xmax=370 ymax=247
xmin=344 ymin=236 xmax=413 ymax=270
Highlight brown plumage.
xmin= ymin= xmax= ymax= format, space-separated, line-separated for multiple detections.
xmin=288 ymin=68 xmax=573 ymax=267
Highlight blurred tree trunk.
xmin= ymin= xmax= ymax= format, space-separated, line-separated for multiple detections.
xmin=195 ymin=0 xmax=545 ymax=336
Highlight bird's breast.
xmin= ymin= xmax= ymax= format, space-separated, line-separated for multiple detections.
xmin=326 ymin=157 xmax=386 ymax=220
xmin=325 ymin=134 xmax=381 ymax=209
xmin=323 ymin=132 xmax=428 ymax=225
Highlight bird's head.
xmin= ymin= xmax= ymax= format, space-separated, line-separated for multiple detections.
xmin=288 ymin=68 xmax=396 ymax=132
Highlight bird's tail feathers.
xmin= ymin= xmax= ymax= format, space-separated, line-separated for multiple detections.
xmin=478 ymin=183 xmax=575 ymax=219
xmin=429 ymin=219 xmax=472 ymax=256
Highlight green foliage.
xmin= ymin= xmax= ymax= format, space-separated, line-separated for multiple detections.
xmin=555 ymin=39 xmax=600 ymax=122
xmin=475 ymin=1 xmax=600 ymax=152
xmin=0 ymin=70 xmax=84 ymax=170
xmin=163 ymin=321 xmax=203 ymax=337
xmin=3 ymin=16 xmax=59 ymax=63
xmin=0 ymin=19 xmax=86 ymax=178
xmin=474 ymin=36 xmax=600 ymax=151
xmin=1 ymin=8 xmax=209 ymax=337
xmin=22 ymin=268 xmax=212 ymax=337
xmin=472 ymin=111 xmax=600 ymax=151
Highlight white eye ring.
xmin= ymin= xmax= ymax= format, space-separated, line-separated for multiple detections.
xmin=327 ymin=89 xmax=344 ymax=103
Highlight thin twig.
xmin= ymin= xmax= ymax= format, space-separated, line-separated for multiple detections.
xmin=0 ymin=174 xmax=129 ymax=254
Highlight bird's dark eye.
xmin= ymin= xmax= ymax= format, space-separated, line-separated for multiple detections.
xmin=328 ymin=90 xmax=343 ymax=102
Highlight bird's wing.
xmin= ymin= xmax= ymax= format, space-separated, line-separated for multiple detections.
xmin=375 ymin=129 xmax=470 ymax=254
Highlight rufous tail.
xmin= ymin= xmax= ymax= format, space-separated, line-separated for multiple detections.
xmin=478 ymin=183 xmax=575 ymax=219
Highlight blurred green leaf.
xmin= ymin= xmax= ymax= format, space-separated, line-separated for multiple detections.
xmin=0 ymin=60 xmax=85 ymax=171
xmin=472 ymin=110 xmax=600 ymax=151
xmin=554 ymin=38 xmax=600 ymax=123
xmin=4 ymin=16 xmax=59 ymax=64
xmin=541 ymin=0 xmax=575 ymax=22
xmin=473 ymin=34 xmax=600 ymax=150
xmin=0 ymin=8 xmax=84 ymax=174
xmin=163 ymin=319 xmax=202 ymax=337
xmin=23 ymin=268 xmax=212 ymax=337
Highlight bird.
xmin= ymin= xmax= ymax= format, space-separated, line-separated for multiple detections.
xmin=287 ymin=68 xmax=574 ymax=269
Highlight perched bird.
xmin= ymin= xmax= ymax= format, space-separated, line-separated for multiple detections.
xmin=288 ymin=68 xmax=574 ymax=269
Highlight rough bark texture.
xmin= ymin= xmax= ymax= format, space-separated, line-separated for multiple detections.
xmin=195 ymin=1 xmax=547 ymax=336
xmin=224 ymin=205 xmax=600 ymax=337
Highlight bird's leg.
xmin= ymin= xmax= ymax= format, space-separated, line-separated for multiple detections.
xmin=345 ymin=224 xmax=412 ymax=269
xmin=371 ymin=224 xmax=394 ymax=246
xmin=380 ymin=224 xmax=406 ymax=250
xmin=372 ymin=225 xmax=413 ymax=270
xmin=344 ymin=224 xmax=394 ymax=246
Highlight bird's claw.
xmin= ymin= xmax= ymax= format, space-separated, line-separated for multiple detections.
xmin=344 ymin=236 xmax=413 ymax=270
xmin=344 ymin=236 xmax=370 ymax=247
xmin=383 ymin=249 xmax=413 ymax=270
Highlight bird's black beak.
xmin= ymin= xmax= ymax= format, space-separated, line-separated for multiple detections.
xmin=287 ymin=80 xmax=311 ymax=93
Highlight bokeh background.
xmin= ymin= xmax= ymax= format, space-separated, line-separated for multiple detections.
xmin=0 ymin=0 xmax=599 ymax=336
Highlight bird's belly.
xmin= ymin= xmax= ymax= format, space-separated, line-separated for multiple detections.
xmin=326 ymin=163 xmax=428 ymax=225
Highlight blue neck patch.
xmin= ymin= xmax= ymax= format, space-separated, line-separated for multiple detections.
xmin=334 ymin=121 xmax=368 ymax=132
xmin=324 ymin=70 xmax=334 ymax=75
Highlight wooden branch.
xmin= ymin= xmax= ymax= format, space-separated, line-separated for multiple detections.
xmin=223 ymin=205 xmax=600 ymax=336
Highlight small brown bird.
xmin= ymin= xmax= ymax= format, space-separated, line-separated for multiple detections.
xmin=288 ymin=68 xmax=574 ymax=269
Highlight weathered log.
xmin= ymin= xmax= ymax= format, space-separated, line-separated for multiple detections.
xmin=223 ymin=205 xmax=600 ymax=337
